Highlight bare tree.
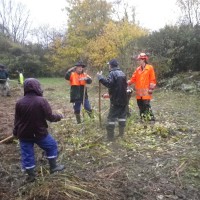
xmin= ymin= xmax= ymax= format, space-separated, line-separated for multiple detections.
xmin=111 ymin=0 xmax=136 ymax=23
xmin=0 ymin=0 xmax=11 ymax=35
xmin=31 ymin=25 xmax=65 ymax=48
xmin=0 ymin=0 xmax=31 ymax=43
xmin=177 ymin=0 xmax=200 ymax=25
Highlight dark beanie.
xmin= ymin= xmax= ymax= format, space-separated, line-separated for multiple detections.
xmin=109 ymin=59 xmax=118 ymax=67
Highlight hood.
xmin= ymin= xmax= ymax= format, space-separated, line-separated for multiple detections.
xmin=24 ymin=78 xmax=43 ymax=96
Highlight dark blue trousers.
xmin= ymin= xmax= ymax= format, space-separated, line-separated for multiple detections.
xmin=19 ymin=134 xmax=58 ymax=169
xmin=73 ymin=99 xmax=92 ymax=114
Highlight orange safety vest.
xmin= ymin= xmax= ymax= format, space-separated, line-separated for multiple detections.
xmin=129 ymin=64 xmax=156 ymax=100
xmin=69 ymin=72 xmax=89 ymax=86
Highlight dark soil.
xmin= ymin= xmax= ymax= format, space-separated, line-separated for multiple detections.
xmin=0 ymin=80 xmax=200 ymax=200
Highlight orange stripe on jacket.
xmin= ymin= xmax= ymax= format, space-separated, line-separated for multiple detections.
xmin=69 ymin=72 xmax=89 ymax=86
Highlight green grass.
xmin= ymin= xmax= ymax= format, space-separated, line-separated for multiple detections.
xmin=38 ymin=77 xmax=70 ymax=103
xmin=38 ymin=77 xmax=65 ymax=87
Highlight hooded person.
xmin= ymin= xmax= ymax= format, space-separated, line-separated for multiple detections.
xmin=65 ymin=61 xmax=93 ymax=124
xmin=13 ymin=78 xmax=65 ymax=182
xmin=97 ymin=59 xmax=128 ymax=141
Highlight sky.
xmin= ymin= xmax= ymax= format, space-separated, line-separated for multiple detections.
xmin=17 ymin=0 xmax=180 ymax=31
xmin=18 ymin=0 xmax=67 ymax=29
xmin=127 ymin=0 xmax=180 ymax=31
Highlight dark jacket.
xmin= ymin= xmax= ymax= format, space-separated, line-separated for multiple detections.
xmin=13 ymin=78 xmax=62 ymax=140
xmin=0 ymin=68 xmax=8 ymax=84
xmin=99 ymin=67 xmax=128 ymax=106
xmin=65 ymin=69 xmax=92 ymax=103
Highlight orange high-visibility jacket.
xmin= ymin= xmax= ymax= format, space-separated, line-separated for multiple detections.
xmin=129 ymin=64 xmax=156 ymax=100
xmin=69 ymin=72 xmax=89 ymax=86
xmin=65 ymin=70 xmax=92 ymax=103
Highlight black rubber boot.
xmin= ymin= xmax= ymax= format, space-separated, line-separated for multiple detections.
xmin=118 ymin=126 xmax=125 ymax=137
xmin=149 ymin=109 xmax=155 ymax=122
xmin=86 ymin=110 xmax=94 ymax=118
xmin=106 ymin=125 xmax=115 ymax=141
xmin=26 ymin=168 xmax=36 ymax=182
xmin=48 ymin=158 xmax=65 ymax=174
xmin=75 ymin=114 xmax=81 ymax=124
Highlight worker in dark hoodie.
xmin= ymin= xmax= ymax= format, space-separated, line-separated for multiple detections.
xmin=13 ymin=78 xmax=65 ymax=182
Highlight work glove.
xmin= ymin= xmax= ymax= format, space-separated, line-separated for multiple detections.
xmin=127 ymin=80 xmax=131 ymax=85
xmin=58 ymin=114 xmax=64 ymax=119
xmin=97 ymin=71 xmax=103 ymax=80
xmin=127 ymin=87 xmax=133 ymax=94
xmin=13 ymin=135 xmax=18 ymax=140
xmin=149 ymin=83 xmax=156 ymax=94
xmin=102 ymin=93 xmax=109 ymax=98
xmin=148 ymin=89 xmax=153 ymax=94
xmin=79 ymin=77 xmax=87 ymax=81
xmin=68 ymin=66 xmax=76 ymax=72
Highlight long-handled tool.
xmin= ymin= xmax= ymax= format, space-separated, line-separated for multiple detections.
xmin=0 ymin=135 xmax=14 ymax=144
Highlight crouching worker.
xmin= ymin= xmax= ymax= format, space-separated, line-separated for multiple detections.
xmin=13 ymin=78 xmax=65 ymax=182
xmin=65 ymin=61 xmax=93 ymax=124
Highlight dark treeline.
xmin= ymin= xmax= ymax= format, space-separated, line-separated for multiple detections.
xmin=137 ymin=25 xmax=200 ymax=77
xmin=0 ymin=33 xmax=50 ymax=78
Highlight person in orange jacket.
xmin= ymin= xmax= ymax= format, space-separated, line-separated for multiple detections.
xmin=128 ymin=53 xmax=156 ymax=121
xmin=65 ymin=61 xmax=93 ymax=124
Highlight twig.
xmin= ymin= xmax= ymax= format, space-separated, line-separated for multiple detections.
xmin=107 ymin=167 xmax=125 ymax=179
xmin=0 ymin=135 xmax=14 ymax=144
xmin=175 ymin=161 xmax=187 ymax=188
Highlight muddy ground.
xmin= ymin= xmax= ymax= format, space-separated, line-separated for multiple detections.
xmin=0 ymin=80 xmax=200 ymax=200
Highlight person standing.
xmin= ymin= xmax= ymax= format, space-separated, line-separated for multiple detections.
xmin=97 ymin=59 xmax=128 ymax=141
xmin=18 ymin=69 xmax=24 ymax=85
xmin=0 ymin=64 xmax=10 ymax=96
xmin=128 ymin=53 xmax=156 ymax=122
xmin=13 ymin=78 xmax=65 ymax=182
xmin=65 ymin=61 xmax=93 ymax=124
